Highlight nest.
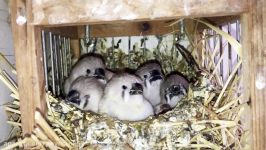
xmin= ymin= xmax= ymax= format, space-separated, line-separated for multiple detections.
xmin=0 ymin=19 xmax=251 ymax=150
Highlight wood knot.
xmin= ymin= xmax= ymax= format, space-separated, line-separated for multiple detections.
xmin=140 ymin=22 xmax=151 ymax=32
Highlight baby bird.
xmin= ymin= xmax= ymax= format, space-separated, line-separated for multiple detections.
xmin=160 ymin=72 xmax=189 ymax=109
xmin=65 ymin=76 xmax=104 ymax=113
xmin=99 ymin=73 xmax=154 ymax=121
xmin=135 ymin=60 xmax=164 ymax=107
xmin=64 ymin=53 xmax=107 ymax=95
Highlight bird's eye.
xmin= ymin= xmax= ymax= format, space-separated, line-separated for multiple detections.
xmin=122 ymin=85 xmax=127 ymax=90
xmin=86 ymin=69 xmax=91 ymax=74
xmin=143 ymin=75 xmax=147 ymax=78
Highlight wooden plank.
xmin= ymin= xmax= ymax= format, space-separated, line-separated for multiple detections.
xmin=194 ymin=16 xmax=240 ymax=31
xmin=241 ymin=13 xmax=253 ymax=149
xmin=204 ymin=16 xmax=240 ymax=26
xmin=10 ymin=0 xmax=45 ymax=135
xmin=31 ymin=0 xmax=248 ymax=26
xmin=33 ymin=26 xmax=47 ymax=115
xmin=242 ymin=0 xmax=266 ymax=149
xmin=77 ymin=20 xmax=175 ymax=38
xmin=70 ymin=39 xmax=80 ymax=59
xmin=10 ymin=0 xmax=33 ymax=136
xmin=43 ymin=26 xmax=78 ymax=39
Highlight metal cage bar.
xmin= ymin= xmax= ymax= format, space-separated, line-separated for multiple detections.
xmin=41 ymin=30 xmax=72 ymax=96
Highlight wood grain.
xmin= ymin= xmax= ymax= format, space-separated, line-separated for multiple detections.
xmin=241 ymin=13 xmax=253 ymax=149
xmin=10 ymin=0 xmax=46 ymax=135
xmin=77 ymin=20 xmax=174 ymax=38
xmin=43 ymin=26 xmax=79 ymax=39
xmin=70 ymin=39 xmax=80 ymax=59
xmin=31 ymin=0 xmax=248 ymax=26
xmin=243 ymin=0 xmax=266 ymax=149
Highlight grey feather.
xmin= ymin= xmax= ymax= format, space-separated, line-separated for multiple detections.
xmin=66 ymin=76 xmax=104 ymax=113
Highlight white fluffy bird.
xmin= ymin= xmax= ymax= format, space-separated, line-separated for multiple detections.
xmin=64 ymin=53 xmax=107 ymax=95
xmin=65 ymin=76 xmax=104 ymax=113
xmin=160 ymin=73 xmax=189 ymax=108
xmin=135 ymin=61 xmax=164 ymax=107
xmin=99 ymin=73 xmax=154 ymax=121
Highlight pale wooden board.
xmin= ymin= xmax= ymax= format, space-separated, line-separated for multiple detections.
xmin=77 ymin=20 xmax=174 ymax=38
xmin=31 ymin=0 xmax=248 ymax=26
xmin=10 ymin=0 xmax=46 ymax=135
xmin=242 ymin=0 xmax=266 ymax=149
xmin=42 ymin=26 xmax=78 ymax=39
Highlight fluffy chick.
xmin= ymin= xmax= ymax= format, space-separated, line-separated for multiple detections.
xmin=135 ymin=60 xmax=164 ymax=107
xmin=99 ymin=73 xmax=154 ymax=121
xmin=65 ymin=76 xmax=104 ymax=113
xmin=160 ymin=72 xmax=189 ymax=108
xmin=64 ymin=53 xmax=106 ymax=95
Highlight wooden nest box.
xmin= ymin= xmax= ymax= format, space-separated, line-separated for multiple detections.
xmin=9 ymin=0 xmax=266 ymax=149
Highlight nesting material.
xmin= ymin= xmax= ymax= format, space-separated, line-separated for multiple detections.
xmin=0 ymin=20 xmax=251 ymax=150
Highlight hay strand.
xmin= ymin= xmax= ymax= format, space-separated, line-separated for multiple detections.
xmin=195 ymin=19 xmax=242 ymax=58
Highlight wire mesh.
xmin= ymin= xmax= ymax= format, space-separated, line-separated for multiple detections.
xmin=41 ymin=30 xmax=71 ymax=96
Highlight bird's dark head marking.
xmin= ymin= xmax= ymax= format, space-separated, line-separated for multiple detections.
xmin=129 ymin=83 xmax=143 ymax=95
xmin=94 ymin=68 xmax=105 ymax=79
xmin=66 ymin=90 xmax=81 ymax=105
xmin=149 ymin=69 xmax=163 ymax=83
xmin=165 ymin=84 xmax=187 ymax=102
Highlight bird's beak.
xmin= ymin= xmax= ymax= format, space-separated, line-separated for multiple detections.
xmin=93 ymin=68 xmax=105 ymax=80
xmin=149 ymin=69 xmax=163 ymax=83
xmin=66 ymin=90 xmax=81 ymax=105
xmin=129 ymin=83 xmax=143 ymax=95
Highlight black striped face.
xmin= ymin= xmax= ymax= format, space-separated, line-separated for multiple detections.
xmin=142 ymin=69 xmax=163 ymax=87
xmin=86 ymin=68 xmax=106 ymax=80
xmin=164 ymin=84 xmax=186 ymax=102
xmin=129 ymin=83 xmax=143 ymax=95
xmin=149 ymin=69 xmax=163 ymax=83
xmin=66 ymin=90 xmax=91 ymax=110
xmin=66 ymin=90 xmax=81 ymax=105
xmin=93 ymin=68 xmax=105 ymax=80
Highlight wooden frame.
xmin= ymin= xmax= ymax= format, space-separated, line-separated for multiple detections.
xmin=9 ymin=0 xmax=266 ymax=149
